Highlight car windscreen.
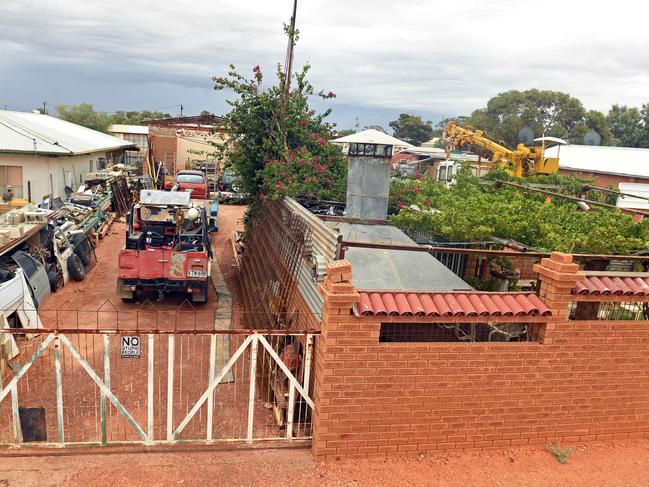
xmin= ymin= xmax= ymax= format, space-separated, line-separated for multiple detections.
xmin=176 ymin=174 xmax=205 ymax=184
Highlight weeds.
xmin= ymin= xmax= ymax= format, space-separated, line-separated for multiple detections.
xmin=546 ymin=444 xmax=573 ymax=464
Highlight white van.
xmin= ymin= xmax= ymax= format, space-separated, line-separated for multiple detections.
xmin=436 ymin=161 xmax=491 ymax=186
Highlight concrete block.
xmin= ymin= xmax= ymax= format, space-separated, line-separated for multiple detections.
xmin=8 ymin=226 xmax=24 ymax=239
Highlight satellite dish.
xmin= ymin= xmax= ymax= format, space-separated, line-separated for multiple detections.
xmin=518 ymin=126 xmax=535 ymax=145
xmin=583 ymin=130 xmax=602 ymax=146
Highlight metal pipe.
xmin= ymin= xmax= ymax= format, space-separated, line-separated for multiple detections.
xmin=496 ymin=180 xmax=649 ymax=216
xmin=340 ymin=239 xmax=649 ymax=261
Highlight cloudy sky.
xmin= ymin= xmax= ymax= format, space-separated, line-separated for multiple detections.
xmin=1 ymin=0 xmax=648 ymax=130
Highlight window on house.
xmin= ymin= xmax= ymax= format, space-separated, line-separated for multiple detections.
xmin=0 ymin=166 xmax=23 ymax=198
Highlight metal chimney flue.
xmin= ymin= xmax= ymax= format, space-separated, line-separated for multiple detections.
xmin=345 ymin=142 xmax=393 ymax=220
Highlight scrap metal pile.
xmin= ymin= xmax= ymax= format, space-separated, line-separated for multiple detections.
xmin=0 ymin=167 xmax=141 ymax=318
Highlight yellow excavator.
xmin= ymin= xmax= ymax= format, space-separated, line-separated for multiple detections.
xmin=444 ymin=122 xmax=565 ymax=177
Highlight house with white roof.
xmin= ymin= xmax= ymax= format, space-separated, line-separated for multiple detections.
xmin=331 ymin=129 xmax=414 ymax=155
xmin=543 ymin=144 xmax=649 ymax=187
xmin=0 ymin=110 xmax=135 ymax=201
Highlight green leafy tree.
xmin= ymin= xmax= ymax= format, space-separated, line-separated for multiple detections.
xmin=580 ymin=109 xmax=614 ymax=145
xmin=111 ymin=110 xmax=172 ymax=125
xmin=389 ymin=113 xmax=434 ymax=146
xmin=335 ymin=129 xmax=356 ymax=137
xmin=55 ymin=103 xmax=113 ymax=132
xmin=464 ymin=89 xmax=589 ymax=147
xmin=364 ymin=125 xmax=387 ymax=133
xmin=212 ymin=62 xmax=346 ymax=201
xmin=55 ymin=104 xmax=172 ymax=132
xmin=607 ymin=104 xmax=649 ymax=147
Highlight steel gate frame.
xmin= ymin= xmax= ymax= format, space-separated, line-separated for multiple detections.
xmin=0 ymin=330 xmax=316 ymax=448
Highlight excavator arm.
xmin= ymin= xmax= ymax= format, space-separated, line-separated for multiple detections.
xmin=444 ymin=122 xmax=562 ymax=177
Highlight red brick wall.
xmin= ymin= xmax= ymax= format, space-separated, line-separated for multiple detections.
xmin=559 ymin=168 xmax=649 ymax=188
xmin=149 ymin=127 xmax=178 ymax=173
xmin=391 ymin=152 xmax=419 ymax=166
xmin=312 ymin=254 xmax=649 ymax=460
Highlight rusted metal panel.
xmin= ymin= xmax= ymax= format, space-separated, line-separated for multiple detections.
xmin=284 ymin=198 xmax=339 ymax=319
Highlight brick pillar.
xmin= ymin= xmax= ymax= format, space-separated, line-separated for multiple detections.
xmin=312 ymin=259 xmax=360 ymax=461
xmin=533 ymin=252 xmax=582 ymax=343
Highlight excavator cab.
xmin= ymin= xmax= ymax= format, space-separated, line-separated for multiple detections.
xmin=531 ymin=136 xmax=567 ymax=175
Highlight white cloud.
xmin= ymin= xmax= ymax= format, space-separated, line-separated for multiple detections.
xmin=1 ymin=0 xmax=648 ymax=123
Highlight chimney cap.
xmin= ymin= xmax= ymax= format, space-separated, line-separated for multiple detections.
xmin=348 ymin=142 xmax=393 ymax=158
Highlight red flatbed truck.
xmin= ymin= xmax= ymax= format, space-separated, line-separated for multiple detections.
xmin=117 ymin=190 xmax=213 ymax=303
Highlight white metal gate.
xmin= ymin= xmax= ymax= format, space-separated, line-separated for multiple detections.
xmin=0 ymin=330 xmax=315 ymax=448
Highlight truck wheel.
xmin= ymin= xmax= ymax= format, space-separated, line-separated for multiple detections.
xmin=48 ymin=269 xmax=64 ymax=292
xmin=72 ymin=233 xmax=92 ymax=267
xmin=117 ymin=279 xmax=134 ymax=302
xmin=67 ymin=254 xmax=86 ymax=281
xmin=191 ymin=282 xmax=208 ymax=303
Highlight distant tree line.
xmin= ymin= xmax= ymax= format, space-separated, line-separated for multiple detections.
xmin=54 ymin=103 xmax=175 ymax=132
xmin=340 ymin=89 xmax=649 ymax=149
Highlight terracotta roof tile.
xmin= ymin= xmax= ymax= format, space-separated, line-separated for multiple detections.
xmin=353 ymin=292 xmax=552 ymax=318
xmin=573 ymin=276 xmax=649 ymax=296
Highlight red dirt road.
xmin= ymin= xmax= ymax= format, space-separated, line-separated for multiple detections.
xmin=2 ymin=440 xmax=649 ymax=486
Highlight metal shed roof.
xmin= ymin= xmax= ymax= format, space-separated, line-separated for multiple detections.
xmin=544 ymin=144 xmax=649 ymax=179
xmin=0 ymin=110 xmax=136 ymax=155
xmin=328 ymin=221 xmax=473 ymax=292
xmin=107 ymin=124 xmax=149 ymax=135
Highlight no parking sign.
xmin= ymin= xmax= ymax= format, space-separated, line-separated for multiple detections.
xmin=121 ymin=336 xmax=141 ymax=358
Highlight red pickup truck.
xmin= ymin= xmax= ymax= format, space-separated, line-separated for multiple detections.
xmin=117 ymin=190 xmax=212 ymax=303
xmin=164 ymin=170 xmax=209 ymax=199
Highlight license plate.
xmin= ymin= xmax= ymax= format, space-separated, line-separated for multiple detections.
xmin=188 ymin=269 xmax=207 ymax=278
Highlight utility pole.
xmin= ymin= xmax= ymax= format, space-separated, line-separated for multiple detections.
xmin=180 ymin=104 xmax=184 ymax=117
xmin=279 ymin=0 xmax=298 ymax=148
xmin=42 ymin=101 xmax=47 ymax=114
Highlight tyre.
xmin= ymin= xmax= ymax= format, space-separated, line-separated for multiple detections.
xmin=67 ymin=254 xmax=86 ymax=281
xmin=116 ymin=278 xmax=134 ymax=302
xmin=48 ymin=269 xmax=64 ymax=292
xmin=0 ymin=268 xmax=14 ymax=283
xmin=191 ymin=281 xmax=208 ymax=303
xmin=72 ymin=233 xmax=92 ymax=267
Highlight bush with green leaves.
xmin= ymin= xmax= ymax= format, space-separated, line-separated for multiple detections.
xmin=212 ymin=61 xmax=346 ymax=203
xmin=390 ymin=166 xmax=649 ymax=255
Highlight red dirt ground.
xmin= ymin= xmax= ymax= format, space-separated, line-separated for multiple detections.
xmin=1 ymin=440 xmax=649 ymax=486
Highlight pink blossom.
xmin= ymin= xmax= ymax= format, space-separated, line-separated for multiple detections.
xmin=327 ymin=91 xmax=336 ymax=98
xmin=318 ymin=139 xmax=326 ymax=146
xmin=398 ymin=200 xmax=406 ymax=207
xmin=299 ymin=119 xmax=308 ymax=127
xmin=424 ymin=199 xmax=432 ymax=207
xmin=275 ymin=181 xmax=285 ymax=190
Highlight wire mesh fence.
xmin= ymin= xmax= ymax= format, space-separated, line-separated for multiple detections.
xmin=378 ymin=322 xmax=539 ymax=343
xmin=568 ymin=301 xmax=649 ymax=321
